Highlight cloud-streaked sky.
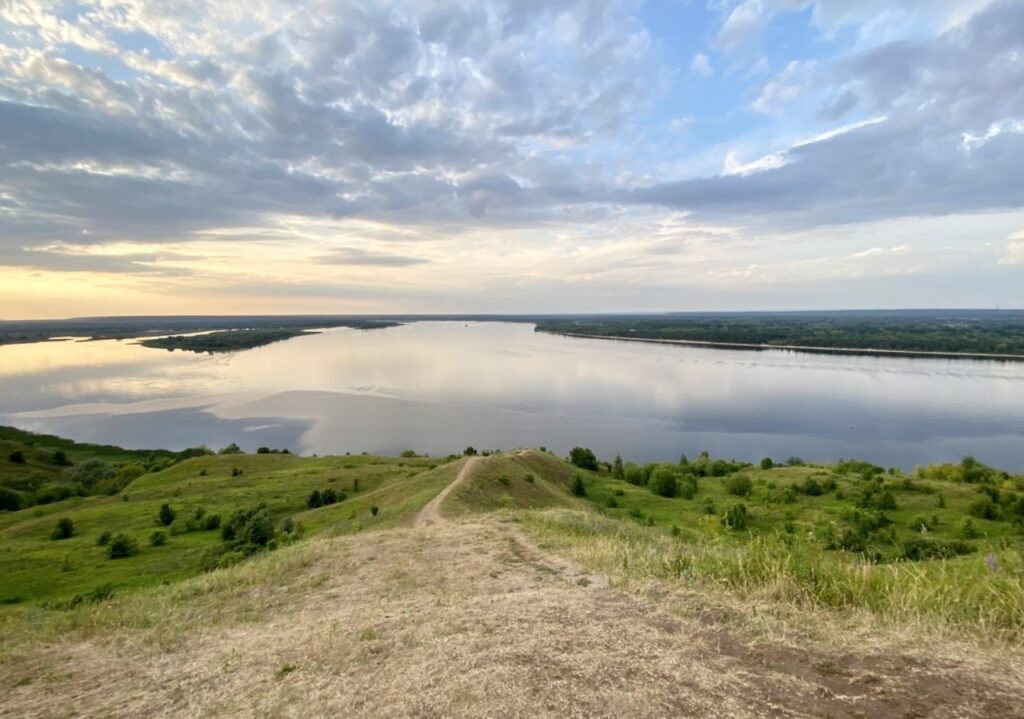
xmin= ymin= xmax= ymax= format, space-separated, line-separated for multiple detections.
xmin=1 ymin=0 xmax=1022 ymax=318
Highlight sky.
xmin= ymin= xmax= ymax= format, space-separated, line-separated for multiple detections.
xmin=0 ymin=0 xmax=1022 ymax=318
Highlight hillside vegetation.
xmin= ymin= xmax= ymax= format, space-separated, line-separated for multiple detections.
xmin=2 ymin=433 xmax=1023 ymax=717
xmin=535 ymin=311 xmax=1024 ymax=357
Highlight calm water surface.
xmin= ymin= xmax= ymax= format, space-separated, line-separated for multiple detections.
xmin=1 ymin=322 xmax=1022 ymax=469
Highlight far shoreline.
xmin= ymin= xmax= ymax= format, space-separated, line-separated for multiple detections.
xmin=541 ymin=330 xmax=1024 ymax=362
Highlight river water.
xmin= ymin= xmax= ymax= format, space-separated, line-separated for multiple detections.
xmin=1 ymin=322 xmax=1021 ymax=469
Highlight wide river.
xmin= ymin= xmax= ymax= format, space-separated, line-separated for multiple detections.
xmin=1 ymin=322 xmax=1022 ymax=470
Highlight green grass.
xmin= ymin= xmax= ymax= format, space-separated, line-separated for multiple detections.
xmin=571 ymin=464 xmax=1022 ymax=558
xmin=0 ymin=452 xmax=458 ymax=608
xmin=445 ymin=451 xmax=580 ymax=516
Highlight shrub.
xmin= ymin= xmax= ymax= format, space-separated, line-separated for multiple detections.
xmin=721 ymin=503 xmax=748 ymax=530
xmin=702 ymin=496 xmax=716 ymax=514
xmin=605 ymin=497 xmax=618 ymax=508
xmin=570 ymin=476 xmax=587 ymax=497
xmin=218 ymin=443 xmax=242 ymax=454
xmin=231 ymin=467 xmax=243 ymax=477
xmin=158 ymin=503 xmax=176 ymax=526
xmin=352 ymin=479 xmax=360 ymax=493
xmin=760 ymin=457 xmax=774 ymax=470
xmin=106 ymin=533 xmax=139 ymax=559
xmin=370 ymin=505 xmax=379 ymax=516
xmin=678 ymin=475 xmax=698 ymax=500
xmin=204 ymin=514 xmax=221 ymax=530
xmin=199 ymin=468 xmax=208 ymax=476
xmin=400 ymin=449 xmax=417 ymax=458
xmin=8 ymin=450 xmax=25 ymax=464
xmin=901 ymin=538 xmax=975 ymax=561
xmin=648 ymin=467 xmax=678 ymax=498
xmin=525 ymin=474 xmax=535 ymax=484
xmin=464 ymin=446 xmax=478 ymax=456
xmin=612 ymin=455 xmax=624 ymax=480
xmin=623 ymin=464 xmax=646 ymax=486
xmin=968 ymin=496 xmax=998 ymax=520
xmin=960 ymin=517 xmax=979 ymax=539
xmin=64 ymin=458 xmax=115 ymax=490
xmin=0 ymin=487 xmax=24 ymax=511
xmin=910 ymin=514 xmax=932 ymax=532
xmin=149 ymin=530 xmax=168 ymax=547
xmin=569 ymin=447 xmax=599 ymax=471
xmin=257 ymin=446 xmax=270 ymax=454
xmin=307 ymin=489 xmax=323 ymax=509
xmin=51 ymin=450 xmax=70 ymax=466
xmin=96 ymin=530 xmax=112 ymax=546
xmin=51 ymin=517 xmax=74 ymax=540
xmin=876 ymin=490 xmax=898 ymax=511
xmin=322 ymin=488 xmax=338 ymax=505
xmin=724 ymin=474 xmax=752 ymax=497
xmin=799 ymin=477 xmax=823 ymax=496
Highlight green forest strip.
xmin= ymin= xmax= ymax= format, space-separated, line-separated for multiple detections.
xmin=534 ymin=315 xmax=1024 ymax=360
xmin=140 ymin=328 xmax=317 ymax=353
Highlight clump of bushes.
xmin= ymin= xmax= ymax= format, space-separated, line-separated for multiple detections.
xmin=900 ymin=538 xmax=975 ymax=561
xmin=307 ymin=487 xmax=347 ymax=509
xmin=106 ymin=533 xmax=139 ymax=559
xmin=157 ymin=503 xmax=176 ymax=526
xmin=8 ymin=450 xmax=25 ymax=464
xmin=150 ymin=530 xmax=167 ymax=547
xmin=721 ymin=503 xmax=748 ymax=530
xmin=569 ymin=447 xmax=599 ymax=471
xmin=570 ymin=476 xmax=587 ymax=497
xmin=50 ymin=517 xmax=74 ymax=540
xmin=648 ymin=467 xmax=678 ymax=498
xmin=725 ymin=474 xmax=752 ymax=497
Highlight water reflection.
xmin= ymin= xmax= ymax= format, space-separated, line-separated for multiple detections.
xmin=1 ymin=322 xmax=1022 ymax=469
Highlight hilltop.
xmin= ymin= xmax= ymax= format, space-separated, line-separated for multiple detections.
xmin=1 ymin=431 xmax=1023 ymax=717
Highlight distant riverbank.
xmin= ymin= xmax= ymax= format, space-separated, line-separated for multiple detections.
xmin=544 ymin=331 xmax=1024 ymax=362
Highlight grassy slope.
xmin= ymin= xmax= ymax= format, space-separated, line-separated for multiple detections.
xmin=0 ymin=452 xmax=459 ymax=606
xmin=443 ymin=451 xmax=581 ymax=517
xmin=576 ymin=464 xmax=1020 ymax=551
xmin=0 ymin=425 xmax=174 ymax=486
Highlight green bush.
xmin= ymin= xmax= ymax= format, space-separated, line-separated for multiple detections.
xmin=900 ymin=538 xmax=975 ymax=561
xmin=322 ymin=488 xmax=338 ymax=505
xmin=648 ymin=467 xmax=678 ymax=498
xmin=8 ymin=450 xmax=25 ymax=464
xmin=400 ymin=449 xmax=417 ymax=458
xmin=0 ymin=487 xmax=24 ymax=511
xmin=721 ymin=503 xmax=748 ymax=530
xmin=96 ymin=530 xmax=112 ymax=546
xmin=106 ymin=533 xmax=139 ymax=559
xmin=799 ymin=477 xmax=823 ymax=496
xmin=678 ymin=475 xmax=698 ymax=500
xmin=623 ymin=464 xmax=646 ymax=486
xmin=307 ymin=489 xmax=323 ymax=509
xmin=204 ymin=514 xmax=221 ymax=530
xmin=149 ymin=530 xmax=168 ymax=547
xmin=370 ymin=505 xmax=379 ymax=516
xmin=760 ymin=457 xmax=774 ymax=470
xmin=464 ymin=446 xmax=478 ymax=456
xmin=157 ymin=503 xmax=176 ymax=526
xmin=569 ymin=447 xmax=599 ymax=471
xmin=570 ymin=476 xmax=587 ymax=497
xmin=725 ymin=474 xmax=752 ymax=497
xmin=50 ymin=517 xmax=74 ymax=540
xmin=968 ymin=496 xmax=998 ymax=520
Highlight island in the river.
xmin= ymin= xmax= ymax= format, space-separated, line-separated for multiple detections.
xmin=140 ymin=328 xmax=320 ymax=353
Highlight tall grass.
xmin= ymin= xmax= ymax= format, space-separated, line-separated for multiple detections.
xmin=522 ymin=509 xmax=1024 ymax=640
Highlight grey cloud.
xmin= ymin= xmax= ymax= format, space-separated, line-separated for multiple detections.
xmin=319 ymin=247 xmax=429 ymax=267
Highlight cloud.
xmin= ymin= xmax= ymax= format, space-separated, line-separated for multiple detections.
xmin=319 ymin=247 xmax=429 ymax=267
xmin=999 ymin=231 xmax=1024 ymax=265
xmin=690 ymin=53 xmax=713 ymax=78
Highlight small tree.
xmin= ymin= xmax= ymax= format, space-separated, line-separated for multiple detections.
xmin=158 ymin=503 xmax=176 ymax=526
xmin=8 ymin=450 xmax=25 ymax=464
xmin=570 ymin=475 xmax=587 ymax=497
xmin=648 ymin=467 xmax=678 ymax=498
xmin=612 ymin=454 xmax=624 ymax=480
xmin=721 ymin=503 xmax=748 ymax=530
xmin=257 ymin=447 xmax=270 ymax=454
xmin=218 ymin=443 xmax=242 ymax=455
xmin=760 ymin=457 xmax=774 ymax=470
xmin=464 ymin=446 xmax=478 ymax=456
xmin=107 ymin=533 xmax=139 ymax=559
xmin=51 ymin=517 xmax=74 ymax=540
xmin=725 ymin=474 xmax=752 ymax=497
xmin=307 ymin=489 xmax=323 ymax=509
xmin=322 ymin=488 xmax=338 ymax=505
xmin=569 ymin=447 xmax=599 ymax=471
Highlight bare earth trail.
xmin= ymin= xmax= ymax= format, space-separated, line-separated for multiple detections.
xmin=414 ymin=456 xmax=480 ymax=528
xmin=5 ymin=465 xmax=1022 ymax=718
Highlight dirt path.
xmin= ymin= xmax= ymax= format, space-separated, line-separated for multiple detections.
xmin=414 ymin=456 xmax=480 ymax=528
xmin=5 ymin=515 xmax=1021 ymax=719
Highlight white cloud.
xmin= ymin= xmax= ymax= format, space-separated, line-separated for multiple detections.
xmin=999 ymin=231 xmax=1024 ymax=265
xmin=690 ymin=52 xmax=713 ymax=78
